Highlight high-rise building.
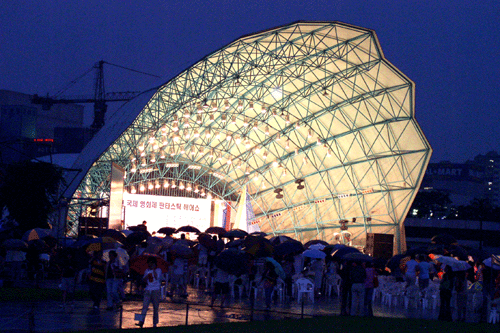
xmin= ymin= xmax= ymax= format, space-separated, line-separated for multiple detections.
xmin=0 ymin=89 xmax=87 ymax=164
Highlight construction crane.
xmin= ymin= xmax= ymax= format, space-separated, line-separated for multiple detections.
xmin=32 ymin=60 xmax=160 ymax=133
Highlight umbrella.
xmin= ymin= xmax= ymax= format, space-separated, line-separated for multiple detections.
xmin=304 ymin=239 xmax=328 ymax=248
xmin=303 ymin=248 xmax=327 ymax=259
xmin=175 ymin=225 xmax=201 ymax=234
xmin=122 ymin=229 xmax=134 ymax=236
xmin=130 ymin=253 xmax=170 ymax=274
xmin=269 ymin=235 xmax=296 ymax=246
xmin=58 ymin=237 xmax=76 ymax=248
xmin=431 ymin=233 xmax=457 ymax=245
xmin=331 ymin=246 xmax=360 ymax=261
xmin=22 ymin=228 xmax=52 ymax=242
xmin=204 ymin=226 xmax=227 ymax=236
xmin=42 ymin=235 xmax=57 ymax=248
xmin=170 ymin=242 xmax=194 ymax=259
xmin=404 ymin=246 xmax=429 ymax=257
xmin=125 ymin=231 xmax=151 ymax=246
xmin=215 ymin=248 xmax=250 ymax=275
xmin=447 ymin=245 xmax=468 ymax=261
xmin=323 ymin=244 xmax=345 ymax=256
xmin=274 ymin=240 xmax=305 ymax=257
xmin=308 ymin=243 xmax=326 ymax=251
xmin=157 ymin=227 xmax=176 ymax=235
xmin=197 ymin=233 xmax=217 ymax=250
xmin=222 ymin=229 xmax=248 ymax=239
xmin=225 ymin=238 xmax=245 ymax=248
xmin=342 ymin=252 xmax=373 ymax=262
xmin=102 ymin=229 xmax=127 ymax=244
xmin=386 ymin=254 xmax=407 ymax=271
xmin=144 ymin=237 xmax=164 ymax=254
xmin=435 ymin=255 xmax=471 ymax=271
xmin=249 ymin=231 xmax=267 ymax=237
xmin=265 ymin=257 xmax=286 ymax=279
xmin=483 ymin=255 xmax=500 ymax=270
xmin=85 ymin=236 xmax=122 ymax=252
xmin=2 ymin=238 xmax=28 ymax=251
xmin=243 ymin=236 xmax=274 ymax=258
xmin=28 ymin=239 xmax=50 ymax=253
xmin=103 ymin=247 xmax=130 ymax=266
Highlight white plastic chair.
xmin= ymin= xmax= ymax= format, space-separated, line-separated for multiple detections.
xmin=489 ymin=306 xmax=500 ymax=324
xmin=194 ymin=267 xmax=209 ymax=289
xmin=295 ymin=277 xmax=314 ymax=304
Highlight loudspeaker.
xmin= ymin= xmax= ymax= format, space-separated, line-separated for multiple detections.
xmin=365 ymin=233 xmax=394 ymax=259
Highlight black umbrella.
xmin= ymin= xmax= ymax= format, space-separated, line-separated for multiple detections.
xmin=215 ymin=248 xmax=250 ymax=275
xmin=102 ymin=229 xmax=127 ymax=243
xmin=331 ymin=246 xmax=360 ymax=261
xmin=175 ymin=225 xmax=201 ymax=234
xmin=243 ymin=236 xmax=274 ymax=258
xmin=2 ymin=238 xmax=28 ymax=251
xmin=222 ymin=229 xmax=248 ymax=239
xmin=274 ymin=240 xmax=305 ymax=257
xmin=225 ymin=238 xmax=245 ymax=248
xmin=249 ymin=231 xmax=267 ymax=237
xmin=304 ymin=239 xmax=329 ymax=248
xmin=125 ymin=230 xmax=151 ymax=246
xmin=269 ymin=235 xmax=295 ymax=246
xmin=157 ymin=227 xmax=177 ymax=235
xmin=197 ymin=233 xmax=217 ymax=250
xmin=386 ymin=254 xmax=406 ymax=271
xmin=170 ymin=242 xmax=194 ymax=259
xmin=28 ymin=239 xmax=50 ymax=253
xmin=447 ymin=245 xmax=468 ymax=260
xmin=342 ymin=252 xmax=373 ymax=262
xmin=404 ymin=246 xmax=429 ymax=257
xmin=204 ymin=227 xmax=227 ymax=236
xmin=431 ymin=233 xmax=457 ymax=245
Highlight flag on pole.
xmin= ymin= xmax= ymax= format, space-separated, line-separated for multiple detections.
xmin=234 ymin=186 xmax=260 ymax=233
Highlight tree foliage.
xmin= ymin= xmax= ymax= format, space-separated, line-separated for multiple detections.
xmin=0 ymin=161 xmax=63 ymax=232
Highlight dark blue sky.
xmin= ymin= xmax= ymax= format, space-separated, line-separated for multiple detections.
xmin=1 ymin=0 xmax=499 ymax=163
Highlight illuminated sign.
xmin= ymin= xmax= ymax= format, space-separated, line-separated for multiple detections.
xmin=123 ymin=193 xmax=211 ymax=232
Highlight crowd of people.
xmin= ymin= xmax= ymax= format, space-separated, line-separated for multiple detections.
xmin=2 ymin=227 xmax=500 ymax=327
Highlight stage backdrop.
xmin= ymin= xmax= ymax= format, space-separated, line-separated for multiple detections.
xmin=123 ymin=193 xmax=212 ymax=233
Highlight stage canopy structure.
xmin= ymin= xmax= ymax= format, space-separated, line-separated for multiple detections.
xmin=64 ymin=21 xmax=432 ymax=252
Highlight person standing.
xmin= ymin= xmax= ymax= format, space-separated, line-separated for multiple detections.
xmin=261 ymin=261 xmax=278 ymax=309
xmin=88 ymin=251 xmax=106 ymax=311
xmin=403 ymin=254 xmax=419 ymax=289
xmin=105 ymin=251 xmax=124 ymax=310
xmin=438 ymin=265 xmax=455 ymax=321
xmin=454 ymin=270 xmax=468 ymax=322
xmin=59 ymin=251 xmax=76 ymax=308
xmin=338 ymin=260 xmax=352 ymax=316
xmin=363 ymin=261 xmax=377 ymax=317
xmin=136 ymin=257 xmax=162 ymax=328
xmin=416 ymin=254 xmax=431 ymax=291
xmin=350 ymin=261 xmax=367 ymax=316
xmin=210 ymin=267 xmax=230 ymax=307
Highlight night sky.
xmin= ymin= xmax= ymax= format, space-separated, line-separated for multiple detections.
xmin=1 ymin=0 xmax=499 ymax=163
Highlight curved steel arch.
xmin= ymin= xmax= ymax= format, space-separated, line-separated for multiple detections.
xmin=66 ymin=21 xmax=431 ymax=252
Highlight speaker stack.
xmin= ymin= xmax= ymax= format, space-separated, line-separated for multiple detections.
xmin=365 ymin=233 xmax=394 ymax=259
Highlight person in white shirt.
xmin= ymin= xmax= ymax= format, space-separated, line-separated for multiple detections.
xmin=136 ymin=257 xmax=162 ymax=328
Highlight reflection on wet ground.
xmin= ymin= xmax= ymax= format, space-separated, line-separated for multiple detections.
xmin=2 ymin=281 xmax=476 ymax=332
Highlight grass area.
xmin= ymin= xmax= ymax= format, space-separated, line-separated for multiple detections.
xmin=0 ymin=287 xmax=89 ymax=302
xmin=68 ymin=316 xmax=496 ymax=333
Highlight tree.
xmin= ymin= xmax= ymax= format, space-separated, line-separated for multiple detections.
xmin=408 ymin=190 xmax=452 ymax=218
xmin=0 ymin=161 xmax=64 ymax=233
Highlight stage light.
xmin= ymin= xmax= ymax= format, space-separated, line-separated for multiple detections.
xmin=131 ymin=186 xmax=136 ymax=194
xmin=237 ymin=100 xmax=243 ymax=111
xmin=163 ymin=180 xmax=169 ymax=188
xmin=171 ymin=180 xmax=176 ymax=188
xmin=140 ymin=184 xmax=145 ymax=192
xmin=179 ymin=182 xmax=185 ymax=190
xmin=155 ymin=180 xmax=160 ymax=189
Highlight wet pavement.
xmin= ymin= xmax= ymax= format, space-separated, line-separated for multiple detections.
xmin=0 ymin=280 xmax=457 ymax=332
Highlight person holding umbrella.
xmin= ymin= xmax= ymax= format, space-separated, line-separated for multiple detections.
xmin=261 ymin=261 xmax=279 ymax=309
xmin=136 ymin=256 xmax=162 ymax=328
xmin=210 ymin=267 xmax=230 ymax=308
xmin=88 ymin=251 xmax=106 ymax=311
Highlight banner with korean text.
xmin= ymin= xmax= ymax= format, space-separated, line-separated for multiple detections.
xmin=123 ymin=193 xmax=211 ymax=233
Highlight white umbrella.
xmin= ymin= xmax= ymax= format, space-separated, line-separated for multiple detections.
xmin=103 ymin=247 xmax=130 ymax=266
xmin=435 ymin=255 xmax=471 ymax=271
xmin=302 ymin=248 xmax=326 ymax=259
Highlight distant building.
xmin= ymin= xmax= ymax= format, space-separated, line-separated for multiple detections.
xmin=0 ymin=90 xmax=90 ymax=164
xmin=420 ymin=151 xmax=500 ymax=208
